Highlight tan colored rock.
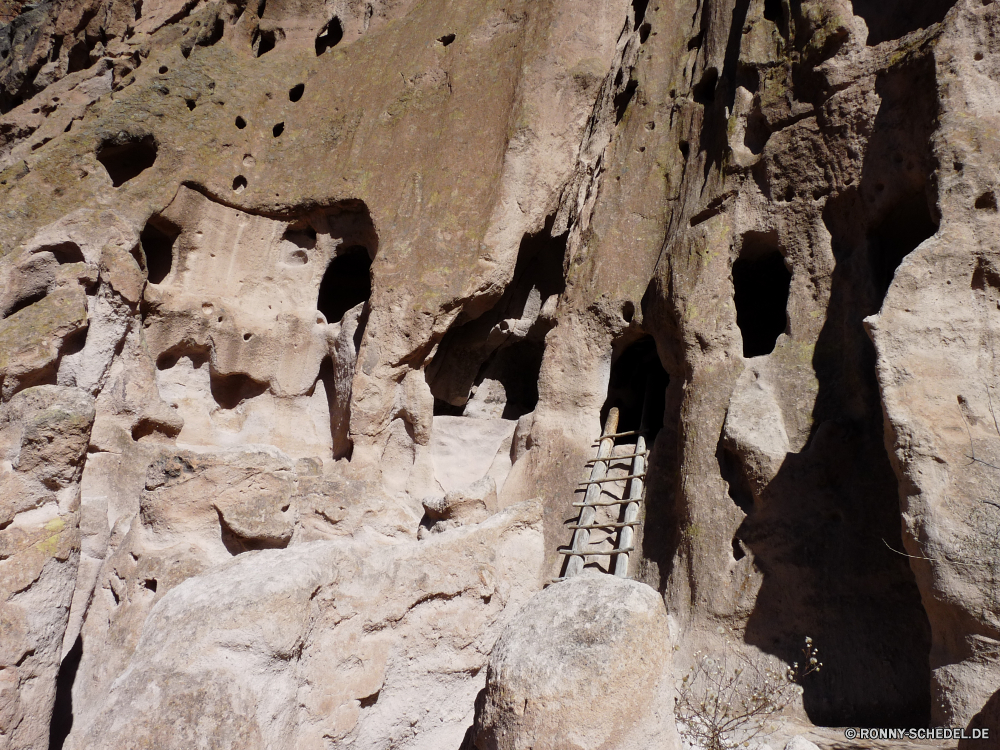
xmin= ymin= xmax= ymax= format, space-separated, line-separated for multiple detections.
xmin=66 ymin=500 xmax=544 ymax=750
xmin=473 ymin=573 xmax=679 ymax=750
xmin=0 ymin=385 xmax=94 ymax=750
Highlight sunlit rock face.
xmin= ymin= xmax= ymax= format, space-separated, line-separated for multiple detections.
xmin=0 ymin=0 xmax=998 ymax=745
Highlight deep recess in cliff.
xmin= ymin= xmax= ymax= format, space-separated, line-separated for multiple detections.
xmin=1 ymin=0 xmax=999 ymax=747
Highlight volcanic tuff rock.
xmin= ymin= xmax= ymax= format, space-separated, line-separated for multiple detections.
xmin=0 ymin=0 xmax=999 ymax=745
xmin=474 ymin=573 xmax=679 ymax=750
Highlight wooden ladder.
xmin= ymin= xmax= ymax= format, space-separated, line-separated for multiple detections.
xmin=555 ymin=407 xmax=648 ymax=582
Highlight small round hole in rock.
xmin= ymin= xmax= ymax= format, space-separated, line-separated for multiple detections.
xmin=289 ymin=83 xmax=304 ymax=102
xmin=975 ymin=51 xmax=985 ymax=61
xmin=437 ymin=33 xmax=456 ymax=46
xmin=272 ymin=122 xmax=284 ymax=137
xmin=235 ymin=116 xmax=247 ymax=129
xmin=186 ymin=99 xmax=196 ymax=110
xmin=233 ymin=175 xmax=248 ymax=193
xmin=243 ymin=332 xmax=252 ymax=341
xmin=158 ymin=65 xmax=168 ymax=74
xmin=975 ymin=191 xmax=998 ymax=211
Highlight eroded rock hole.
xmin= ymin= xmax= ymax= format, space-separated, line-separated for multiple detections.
xmin=315 ymin=17 xmax=343 ymax=55
xmin=613 ymin=78 xmax=639 ymax=125
xmin=210 ymin=371 xmax=268 ymax=409
xmin=427 ymin=218 xmax=567 ymax=419
xmin=693 ymin=67 xmax=719 ymax=105
xmin=48 ymin=634 xmax=82 ymax=750
xmin=600 ymin=336 xmax=668 ymax=438
xmin=272 ymin=122 xmax=284 ymax=137
xmin=140 ymin=216 xmax=180 ymax=284
xmin=233 ymin=175 xmax=248 ymax=192
xmin=235 ymin=115 xmax=247 ymax=129
xmin=252 ymin=27 xmax=277 ymax=56
xmin=289 ymin=83 xmax=304 ymax=102
xmin=717 ymin=438 xmax=755 ymax=515
xmin=976 ymin=191 xmax=997 ymax=211
xmin=96 ymin=134 xmax=158 ymax=187
xmin=867 ymin=190 xmax=936 ymax=299
xmin=851 ymin=0 xmax=958 ymax=46
xmin=437 ymin=33 xmax=455 ymax=46
xmin=43 ymin=242 xmax=86 ymax=265
xmin=631 ymin=0 xmax=649 ymax=28
xmin=732 ymin=234 xmax=790 ymax=357
xmin=317 ymin=245 xmax=372 ymax=323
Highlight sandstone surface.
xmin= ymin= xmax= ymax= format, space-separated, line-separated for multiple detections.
xmin=0 ymin=0 xmax=998 ymax=745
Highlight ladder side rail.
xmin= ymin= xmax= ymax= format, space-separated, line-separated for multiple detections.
xmin=614 ymin=435 xmax=646 ymax=577
xmin=565 ymin=408 xmax=619 ymax=578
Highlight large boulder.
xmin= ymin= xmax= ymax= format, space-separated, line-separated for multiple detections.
xmin=65 ymin=500 xmax=544 ymax=750
xmin=474 ymin=573 xmax=679 ymax=750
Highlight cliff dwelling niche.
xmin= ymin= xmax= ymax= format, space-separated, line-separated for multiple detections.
xmin=139 ymin=215 xmax=180 ymax=284
xmin=96 ymin=134 xmax=158 ymax=187
xmin=425 ymin=218 xmax=567 ymax=420
xmin=732 ymin=232 xmax=790 ymax=358
xmin=317 ymin=244 xmax=372 ymax=323
xmin=851 ymin=0 xmax=958 ymax=46
xmin=600 ymin=336 xmax=667 ymax=438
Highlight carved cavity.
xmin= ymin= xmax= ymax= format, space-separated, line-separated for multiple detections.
xmin=96 ymin=134 xmax=158 ymax=187
xmin=317 ymin=245 xmax=372 ymax=323
xmin=427 ymin=218 xmax=567 ymax=419
xmin=315 ymin=17 xmax=343 ymax=55
xmin=140 ymin=216 xmax=181 ymax=284
xmin=732 ymin=233 xmax=790 ymax=358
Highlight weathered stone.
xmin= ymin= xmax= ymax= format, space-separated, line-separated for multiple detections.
xmin=474 ymin=573 xmax=678 ymax=750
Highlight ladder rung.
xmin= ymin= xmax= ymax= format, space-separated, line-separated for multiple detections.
xmin=578 ymin=473 xmax=645 ymax=486
xmin=567 ymin=521 xmax=641 ymax=530
xmin=585 ymin=451 xmax=647 ymax=464
xmin=558 ymin=547 xmax=635 ymax=556
xmin=572 ymin=498 xmax=644 ymax=507
xmin=592 ymin=430 xmax=640 ymax=443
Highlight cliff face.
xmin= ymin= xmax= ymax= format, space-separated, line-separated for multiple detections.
xmin=0 ymin=0 xmax=997 ymax=746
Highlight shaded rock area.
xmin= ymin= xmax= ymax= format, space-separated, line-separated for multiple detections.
xmin=0 ymin=0 xmax=997 ymax=745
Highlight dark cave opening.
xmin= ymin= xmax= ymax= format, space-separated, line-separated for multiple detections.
xmin=867 ymin=190 xmax=937 ymax=299
xmin=96 ymin=134 xmax=158 ymax=187
xmin=139 ymin=216 xmax=180 ymax=285
xmin=315 ymin=17 xmax=343 ymax=55
xmin=210 ymin=371 xmax=268 ymax=410
xmin=317 ymin=245 xmax=372 ymax=323
xmin=252 ymin=28 xmax=278 ymax=57
xmin=426 ymin=218 xmax=567 ymax=421
xmin=48 ymin=634 xmax=82 ymax=750
xmin=732 ymin=234 xmax=790 ymax=358
xmin=851 ymin=0 xmax=958 ymax=46
xmin=599 ymin=336 xmax=668 ymax=439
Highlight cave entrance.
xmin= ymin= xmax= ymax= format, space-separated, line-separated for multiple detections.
xmin=317 ymin=245 xmax=372 ymax=323
xmin=426 ymin=218 xmax=567 ymax=421
xmin=600 ymin=336 xmax=668 ymax=440
xmin=139 ymin=215 xmax=181 ymax=285
xmin=96 ymin=134 xmax=158 ymax=187
xmin=732 ymin=233 xmax=790 ymax=358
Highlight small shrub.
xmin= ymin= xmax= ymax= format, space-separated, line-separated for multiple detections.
xmin=675 ymin=636 xmax=821 ymax=750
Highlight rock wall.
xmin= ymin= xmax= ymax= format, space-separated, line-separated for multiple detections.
xmin=0 ymin=0 xmax=998 ymax=745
